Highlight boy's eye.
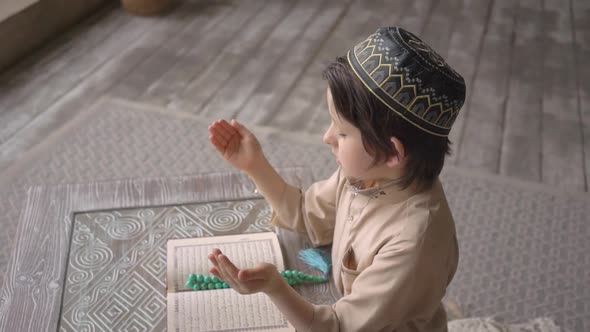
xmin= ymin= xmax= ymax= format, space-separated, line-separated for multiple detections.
xmin=338 ymin=134 xmax=347 ymax=138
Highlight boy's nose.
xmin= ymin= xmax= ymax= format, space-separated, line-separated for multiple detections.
xmin=323 ymin=128 xmax=334 ymax=146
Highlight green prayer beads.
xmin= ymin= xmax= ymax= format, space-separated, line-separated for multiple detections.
xmin=185 ymin=270 xmax=327 ymax=291
xmin=280 ymin=270 xmax=326 ymax=284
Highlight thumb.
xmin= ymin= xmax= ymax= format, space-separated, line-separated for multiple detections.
xmin=238 ymin=263 xmax=273 ymax=281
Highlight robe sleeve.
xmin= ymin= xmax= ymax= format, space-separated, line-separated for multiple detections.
xmin=271 ymin=168 xmax=342 ymax=246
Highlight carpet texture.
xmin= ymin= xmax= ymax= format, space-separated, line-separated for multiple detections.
xmin=59 ymin=201 xmax=273 ymax=331
xmin=0 ymin=98 xmax=588 ymax=331
xmin=448 ymin=317 xmax=564 ymax=332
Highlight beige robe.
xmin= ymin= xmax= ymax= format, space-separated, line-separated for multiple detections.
xmin=271 ymin=168 xmax=459 ymax=332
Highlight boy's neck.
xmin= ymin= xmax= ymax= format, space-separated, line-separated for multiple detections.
xmin=360 ymin=166 xmax=406 ymax=189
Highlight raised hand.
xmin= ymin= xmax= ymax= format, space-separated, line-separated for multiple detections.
xmin=208 ymin=248 xmax=284 ymax=295
xmin=208 ymin=119 xmax=265 ymax=173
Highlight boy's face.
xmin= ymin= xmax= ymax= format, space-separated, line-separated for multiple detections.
xmin=323 ymin=88 xmax=377 ymax=180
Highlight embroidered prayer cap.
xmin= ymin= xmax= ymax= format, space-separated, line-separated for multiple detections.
xmin=347 ymin=27 xmax=466 ymax=137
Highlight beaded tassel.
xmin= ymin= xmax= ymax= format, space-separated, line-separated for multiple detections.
xmin=297 ymin=248 xmax=331 ymax=278
xmin=185 ymin=270 xmax=327 ymax=291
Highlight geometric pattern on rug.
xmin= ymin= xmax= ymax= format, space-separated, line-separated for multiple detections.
xmin=0 ymin=98 xmax=588 ymax=331
xmin=59 ymin=200 xmax=275 ymax=331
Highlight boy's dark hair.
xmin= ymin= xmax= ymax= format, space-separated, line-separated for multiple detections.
xmin=323 ymin=56 xmax=451 ymax=189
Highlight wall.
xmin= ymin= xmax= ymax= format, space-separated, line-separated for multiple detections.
xmin=0 ymin=0 xmax=112 ymax=74
xmin=0 ymin=0 xmax=39 ymax=22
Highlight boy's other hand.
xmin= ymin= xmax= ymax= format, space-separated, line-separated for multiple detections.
xmin=208 ymin=119 xmax=264 ymax=173
xmin=208 ymin=248 xmax=284 ymax=295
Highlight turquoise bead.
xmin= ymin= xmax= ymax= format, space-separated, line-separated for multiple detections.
xmin=185 ymin=280 xmax=193 ymax=288
xmin=211 ymin=276 xmax=220 ymax=283
xmin=192 ymin=283 xmax=201 ymax=291
xmin=207 ymin=283 xmax=215 ymax=290
xmin=222 ymin=282 xmax=229 ymax=288
xmin=284 ymin=270 xmax=293 ymax=277
xmin=203 ymin=276 xmax=211 ymax=283
xmin=214 ymin=282 xmax=222 ymax=289
xmin=196 ymin=274 xmax=204 ymax=283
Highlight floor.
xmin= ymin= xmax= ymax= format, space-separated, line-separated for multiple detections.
xmin=0 ymin=0 xmax=589 ymax=192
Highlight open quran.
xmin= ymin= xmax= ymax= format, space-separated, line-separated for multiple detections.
xmin=166 ymin=232 xmax=295 ymax=332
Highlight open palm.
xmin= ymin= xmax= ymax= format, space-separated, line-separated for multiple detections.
xmin=208 ymin=249 xmax=282 ymax=295
xmin=208 ymin=119 xmax=263 ymax=172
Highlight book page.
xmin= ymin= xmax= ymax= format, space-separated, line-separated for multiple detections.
xmin=166 ymin=232 xmax=294 ymax=332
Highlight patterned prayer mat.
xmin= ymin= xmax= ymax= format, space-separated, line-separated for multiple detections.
xmin=0 ymin=98 xmax=587 ymax=331
xmin=59 ymin=200 xmax=275 ymax=331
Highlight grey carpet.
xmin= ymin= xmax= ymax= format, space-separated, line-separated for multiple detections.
xmin=0 ymin=98 xmax=588 ymax=331
xmin=59 ymin=201 xmax=274 ymax=332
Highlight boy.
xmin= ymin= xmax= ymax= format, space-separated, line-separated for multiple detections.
xmin=208 ymin=27 xmax=465 ymax=331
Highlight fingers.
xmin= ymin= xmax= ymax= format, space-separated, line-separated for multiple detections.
xmin=209 ymin=135 xmax=226 ymax=153
xmin=208 ymin=249 xmax=227 ymax=280
xmin=208 ymin=120 xmax=244 ymax=157
xmin=208 ymin=250 xmax=240 ymax=287
xmin=207 ymin=249 xmax=223 ymax=270
xmin=209 ymin=120 xmax=240 ymax=141
xmin=218 ymin=120 xmax=241 ymax=138
xmin=218 ymin=254 xmax=240 ymax=278
xmin=209 ymin=266 xmax=222 ymax=279
xmin=209 ymin=125 xmax=229 ymax=145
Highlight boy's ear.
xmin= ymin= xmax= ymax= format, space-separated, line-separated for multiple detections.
xmin=386 ymin=136 xmax=405 ymax=168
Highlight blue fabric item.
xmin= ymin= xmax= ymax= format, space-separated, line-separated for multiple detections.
xmin=298 ymin=248 xmax=332 ymax=278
